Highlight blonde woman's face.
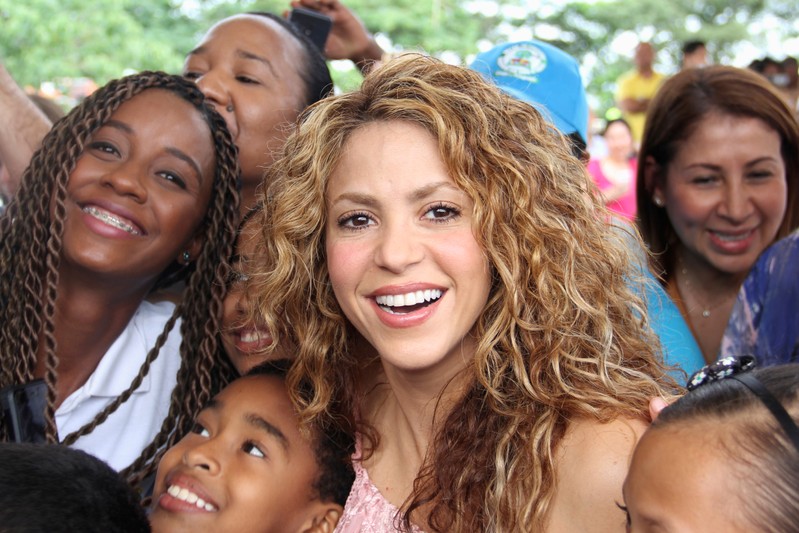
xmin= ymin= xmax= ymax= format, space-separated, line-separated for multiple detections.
xmin=324 ymin=121 xmax=491 ymax=377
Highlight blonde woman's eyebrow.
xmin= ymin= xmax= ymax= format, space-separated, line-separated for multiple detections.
xmin=330 ymin=181 xmax=462 ymax=207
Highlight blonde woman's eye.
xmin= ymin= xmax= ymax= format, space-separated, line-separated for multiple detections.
xmin=337 ymin=212 xmax=374 ymax=229
xmin=423 ymin=203 xmax=460 ymax=222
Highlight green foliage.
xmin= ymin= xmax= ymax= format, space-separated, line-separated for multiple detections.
xmin=355 ymin=0 xmax=483 ymax=59
xmin=0 ymin=0 xmax=195 ymax=85
xmin=495 ymin=0 xmax=796 ymax=115
xmin=0 ymin=0 xmax=796 ymax=115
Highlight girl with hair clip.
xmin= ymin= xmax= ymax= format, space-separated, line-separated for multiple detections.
xmin=249 ymin=54 xmax=676 ymax=532
xmin=0 ymin=71 xmax=240 ymax=493
xmin=623 ymin=356 xmax=799 ymax=532
xmin=636 ymin=65 xmax=799 ymax=364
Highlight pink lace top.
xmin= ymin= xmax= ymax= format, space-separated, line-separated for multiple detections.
xmin=334 ymin=436 xmax=424 ymax=533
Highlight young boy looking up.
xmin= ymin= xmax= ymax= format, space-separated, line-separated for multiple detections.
xmin=149 ymin=360 xmax=354 ymax=533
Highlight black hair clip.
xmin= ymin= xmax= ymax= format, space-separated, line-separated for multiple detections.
xmin=687 ymin=355 xmax=799 ymax=453
xmin=687 ymin=355 xmax=757 ymax=391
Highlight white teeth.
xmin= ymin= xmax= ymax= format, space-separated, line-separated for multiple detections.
xmin=714 ymin=231 xmax=750 ymax=242
xmin=82 ymin=206 xmax=141 ymax=235
xmin=166 ymin=484 xmax=217 ymax=511
xmin=375 ymin=289 xmax=442 ymax=309
xmin=240 ymin=331 xmax=263 ymax=343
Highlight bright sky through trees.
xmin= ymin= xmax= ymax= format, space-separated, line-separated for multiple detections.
xmin=1 ymin=0 xmax=796 ymax=114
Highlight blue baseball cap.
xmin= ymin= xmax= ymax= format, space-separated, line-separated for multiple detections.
xmin=470 ymin=40 xmax=589 ymax=144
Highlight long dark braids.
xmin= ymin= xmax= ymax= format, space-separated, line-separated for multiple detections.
xmin=0 ymin=71 xmax=241 ymax=491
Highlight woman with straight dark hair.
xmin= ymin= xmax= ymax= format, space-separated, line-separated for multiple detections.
xmin=637 ymin=65 xmax=799 ymax=363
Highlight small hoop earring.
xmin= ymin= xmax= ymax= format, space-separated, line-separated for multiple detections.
xmin=182 ymin=251 xmax=191 ymax=264
xmin=653 ymin=196 xmax=664 ymax=207
xmin=226 ymin=103 xmax=234 ymax=113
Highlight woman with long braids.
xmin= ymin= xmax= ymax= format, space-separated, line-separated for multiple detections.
xmin=250 ymin=55 xmax=676 ymax=532
xmin=0 ymin=71 xmax=240 ymax=492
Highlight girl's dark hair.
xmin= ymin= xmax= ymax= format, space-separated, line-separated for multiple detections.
xmin=248 ymin=12 xmax=334 ymax=107
xmin=0 ymin=443 xmax=150 ymax=532
xmin=654 ymin=364 xmax=799 ymax=531
xmin=0 ymin=71 xmax=241 ymax=492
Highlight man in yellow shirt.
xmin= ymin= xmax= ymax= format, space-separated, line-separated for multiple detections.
xmin=615 ymin=42 xmax=665 ymax=144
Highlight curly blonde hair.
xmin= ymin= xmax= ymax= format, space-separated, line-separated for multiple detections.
xmin=250 ymin=54 xmax=674 ymax=531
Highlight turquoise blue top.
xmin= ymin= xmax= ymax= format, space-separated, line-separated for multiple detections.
xmin=641 ymin=268 xmax=705 ymax=381
xmin=614 ymin=218 xmax=705 ymax=383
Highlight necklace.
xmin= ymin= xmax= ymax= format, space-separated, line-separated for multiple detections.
xmin=677 ymin=267 xmax=737 ymax=319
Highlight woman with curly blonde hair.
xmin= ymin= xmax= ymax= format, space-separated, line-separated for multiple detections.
xmin=250 ymin=54 xmax=675 ymax=532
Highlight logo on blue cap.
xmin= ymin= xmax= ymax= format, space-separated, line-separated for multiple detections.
xmin=493 ymin=43 xmax=548 ymax=83
xmin=470 ymin=40 xmax=589 ymax=144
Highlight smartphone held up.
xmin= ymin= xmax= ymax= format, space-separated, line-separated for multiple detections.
xmin=289 ymin=7 xmax=332 ymax=53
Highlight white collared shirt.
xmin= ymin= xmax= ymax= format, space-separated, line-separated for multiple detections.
xmin=56 ymin=300 xmax=182 ymax=471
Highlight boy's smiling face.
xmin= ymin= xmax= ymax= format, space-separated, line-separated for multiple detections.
xmin=149 ymin=375 xmax=337 ymax=533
